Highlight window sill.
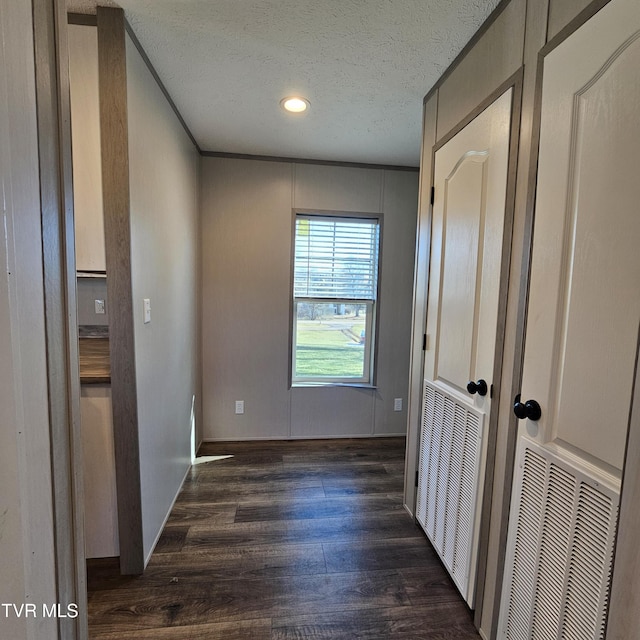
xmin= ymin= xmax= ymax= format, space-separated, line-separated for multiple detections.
xmin=291 ymin=382 xmax=378 ymax=389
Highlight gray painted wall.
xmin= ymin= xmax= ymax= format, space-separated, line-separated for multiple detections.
xmin=76 ymin=277 xmax=109 ymax=326
xmin=125 ymin=33 xmax=200 ymax=562
xmin=201 ymin=157 xmax=418 ymax=440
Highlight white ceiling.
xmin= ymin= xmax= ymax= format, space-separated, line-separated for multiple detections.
xmin=68 ymin=0 xmax=501 ymax=166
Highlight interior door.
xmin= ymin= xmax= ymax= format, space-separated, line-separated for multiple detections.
xmin=416 ymin=89 xmax=512 ymax=607
xmin=499 ymin=0 xmax=640 ymax=637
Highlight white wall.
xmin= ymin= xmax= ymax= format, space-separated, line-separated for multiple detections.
xmin=0 ymin=0 xmax=58 ymax=637
xmin=201 ymin=157 xmax=418 ymax=440
xmin=125 ymin=34 xmax=200 ymax=561
xmin=68 ymin=23 xmax=105 ymax=273
xmin=80 ymin=386 xmax=119 ymax=558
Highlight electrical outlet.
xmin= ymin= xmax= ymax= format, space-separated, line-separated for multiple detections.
xmin=393 ymin=398 xmax=403 ymax=411
xmin=235 ymin=400 xmax=244 ymax=415
xmin=94 ymin=299 xmax=105 ymax=314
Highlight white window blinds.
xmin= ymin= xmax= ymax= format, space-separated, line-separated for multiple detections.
xmin=294 ymin=216 xmax=380 ymax=300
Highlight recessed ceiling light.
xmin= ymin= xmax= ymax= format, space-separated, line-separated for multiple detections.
xmin=280 ymin=96 xmax=310 ymax=113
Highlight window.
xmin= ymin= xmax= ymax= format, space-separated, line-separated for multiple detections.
xmin=292 ymin=213 xmax=380 ymax=384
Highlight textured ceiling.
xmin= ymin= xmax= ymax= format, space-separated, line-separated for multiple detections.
xmin=67 ymin=0 xmax=501 ymax=166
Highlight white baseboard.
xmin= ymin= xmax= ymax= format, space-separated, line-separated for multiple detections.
xmin=200 ymin=433 xmax=406 ymax=442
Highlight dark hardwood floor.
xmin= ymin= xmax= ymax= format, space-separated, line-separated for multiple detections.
xmin=87 ymin=438 xmax=480 ymax=639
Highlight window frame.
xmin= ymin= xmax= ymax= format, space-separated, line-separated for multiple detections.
xmin=289 ymin=209 xmax=382 ymax=387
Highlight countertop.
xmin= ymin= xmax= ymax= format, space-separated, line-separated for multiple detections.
xmin=79 ymin=336 xmax=110 ymax=383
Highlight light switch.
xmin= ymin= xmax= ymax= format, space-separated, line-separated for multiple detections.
xmin=394 ymin=398 xmax=403 ymax=411
xmin=143 ymin=298 xmax=151 ymax=324
xmin=94 ymin=299 xmax=105 ymax=315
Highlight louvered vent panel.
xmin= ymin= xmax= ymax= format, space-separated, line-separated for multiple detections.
xmin=531 ymin=464 xmax=575 ymax=640
xmin=435 ymin=396 xmax=456 ymax=556
xmin=415 ymin=384 xmax=435 ymax=529
xmin=416 ymin=380 xmax=486 ymax=606
xmin=453 ymin=409 xmax=480 ymax=587
xmin=444 ymin=403 xmax=466 ymax=572
xmin=426 ymin=389 xmax=446 ymax=538
xmin=504 ymin=449 xmax=547 ymax=640
xmin=561 ymin=483 xmax=617 ymax=640
xmin=498 ymin=439 xmax=619 ymax=640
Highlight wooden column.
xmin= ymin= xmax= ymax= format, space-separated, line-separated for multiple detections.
xmin=97 ymin=6 xmax=144 ymax=575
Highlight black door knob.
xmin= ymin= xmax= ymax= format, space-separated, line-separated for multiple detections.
xmin=513 ymin=396 xmax=542 ymax=421
xmin=467 ymin=379 xmax=488 ymax=396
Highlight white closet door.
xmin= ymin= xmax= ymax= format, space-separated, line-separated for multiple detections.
xmin=417 ymin=89 xmax=512 ymax=607
xmin=499 ymin=0 xmax=640 ymax=636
